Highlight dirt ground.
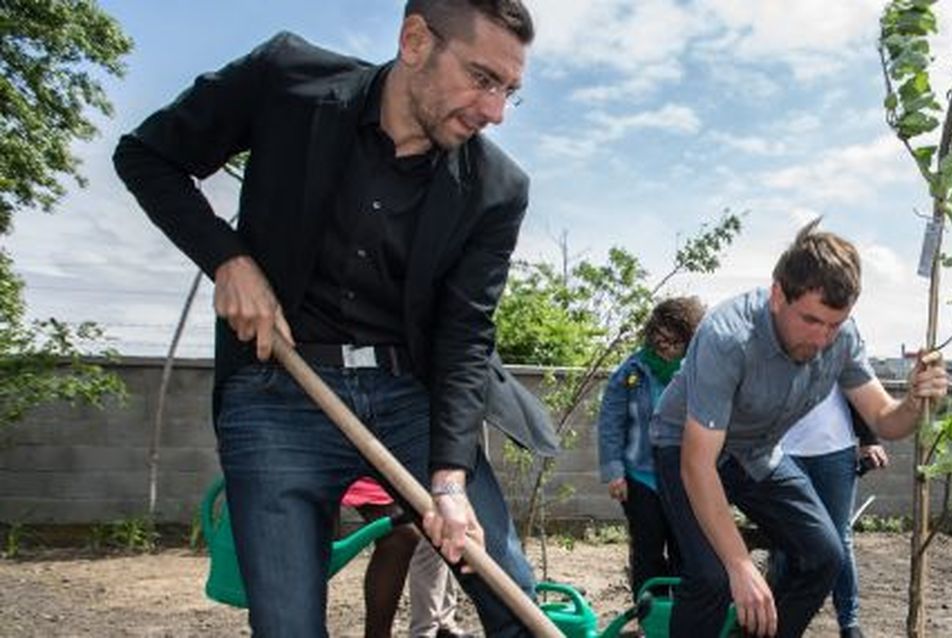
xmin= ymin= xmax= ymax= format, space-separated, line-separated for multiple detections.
xmin=0 ymin=533 xmax=950 ymax=637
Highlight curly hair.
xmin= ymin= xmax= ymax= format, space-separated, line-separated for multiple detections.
xmin=643 ymin=296 xmax=706 ymax=350
xmin=772 ymin=218 xmax=861 ymax=310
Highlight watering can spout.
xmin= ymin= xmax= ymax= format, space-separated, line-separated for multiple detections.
xmin=201 ymin=477 xmax=399 ymax=609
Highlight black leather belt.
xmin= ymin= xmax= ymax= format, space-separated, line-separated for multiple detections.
xmin=296 ymin=343 xmax=411 ymax=375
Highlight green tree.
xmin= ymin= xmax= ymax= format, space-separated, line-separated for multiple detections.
xmin=879 ymin=1 xmax=952 ymax=634
xmin=497 ymin=213 xmax=742 ymax=371
xmin=495 ymin=261 xmax=604 ymax=368
xmin=0 ymin=252 xmax=125 ymax=426
xmin=0 ymin=0 xmax=133 ymax=231
xmin=0 ymin=0 xmax=132 ymax=429
xmin=494 ymin=211 xmax=743 ymax=550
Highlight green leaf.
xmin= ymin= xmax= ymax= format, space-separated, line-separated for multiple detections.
xmin=929 ymin=176 xmax=952 ymax=201
xmin=898 ymin=72 xmax=931 ymax=101
xmin=890 ymin=50 xmax=931 ymax=79
xmin=884 ymin=93 xmax=899 ymax=111
xmin=896 ymin=8 xmax=937 ymax=35
xmin=933 ymin=154 xmax=952 ymax=201
xmin=896 ymin=110 xmax=941 ymax=139
xmin=901 ymin=94 xmax=941 ymax=115
xmin=913 ymin=145 xmax=938 ymax=171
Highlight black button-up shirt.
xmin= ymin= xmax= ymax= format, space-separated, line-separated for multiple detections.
xmin=295 ymin=71 xmax=440 ymax=345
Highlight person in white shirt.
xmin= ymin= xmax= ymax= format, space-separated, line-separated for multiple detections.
xmin=772 ymin=387 xmax=887 ymax=638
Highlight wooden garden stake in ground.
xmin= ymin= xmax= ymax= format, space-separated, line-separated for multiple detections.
xmin=879 ymin=1 xmax=952 ymax=634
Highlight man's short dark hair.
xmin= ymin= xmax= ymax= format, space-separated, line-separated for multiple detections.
xmin=772 ymin=218 xmax=861 ymax=310
xmin=643 ymin=296 xmax=706 ymax=349
xmin=405 ymin=0 xmax=535 ymax=45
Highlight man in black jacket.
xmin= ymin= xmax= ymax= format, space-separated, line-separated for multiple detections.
xmin=114 ymin=1 xmax=549 ymax=635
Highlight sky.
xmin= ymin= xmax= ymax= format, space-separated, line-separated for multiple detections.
xmin=6 ymin=0 xmax=952 ymax=359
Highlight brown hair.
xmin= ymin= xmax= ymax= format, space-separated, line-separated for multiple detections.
xmin=405 ymin=0 xmax=535 ymax=45
xmin=643 ymin=296 xmax=706 ymax=349
xmin=772 ymin=218 xmax=861 ymax=309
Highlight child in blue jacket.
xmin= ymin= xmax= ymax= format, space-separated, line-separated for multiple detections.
xmin=597 ymin=297 xmax=705 ymax=599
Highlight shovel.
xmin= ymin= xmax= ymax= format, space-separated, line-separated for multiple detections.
xmin=270 ymin=333 xmax=562 ymax=637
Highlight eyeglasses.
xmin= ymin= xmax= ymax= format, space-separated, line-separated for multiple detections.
xmin=426 ymin=23 xmax=523 ymax=108
xmin=652 ymin=330 xmax=684 ymax=351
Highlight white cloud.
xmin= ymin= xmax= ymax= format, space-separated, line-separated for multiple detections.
xmin=528 ymin=0 xmax=707 ymax=71
xmin=703 ymin=62 xmax=782 ymax=102
xmin=537 ymin=134 xmax=599 ymax=161
xmin=709 ymin=131 xmax=786 ymax=156
xmin=591 ymin=104 xmax=702 ymax=137
xmin=570 ymin=62 xmax=683 ymax=103
xmin=860 ymin=242 xmax=908 ymax=286
xmin=696 ymin=0 xmax=884 ymax=80
xmin=762 ymin=134 xmax=907 ymax=204
xmin=699 ymin=0 xmax=883 ymax=50
xmin=790 ymin=207 xmax=824 ymax=228
xmin=535 ymin=104 xmax=701 ymax=161
xmin=782 ymin=113 xmax=823 ymax=136
xmin=525 ymin=0 xmax=709 ymax=98
xmin=343 ymin=31 xmax=380 ymax=60
xmin=528 ymin=0 xmax=891 ymax=95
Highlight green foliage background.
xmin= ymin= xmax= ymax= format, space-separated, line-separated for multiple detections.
xmin=0 ymin=0 xmax=132 ymax=430
xmin=492 ymin=212 xmax=743 ymax=541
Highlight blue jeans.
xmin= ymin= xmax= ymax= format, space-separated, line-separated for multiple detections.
xmin=216 ymin=361 xmax=535 ymax=637
xmin=655 ymin=447 xmax=843 ymax=638
xmin=783 ymin=447 xmax=859 ymax=629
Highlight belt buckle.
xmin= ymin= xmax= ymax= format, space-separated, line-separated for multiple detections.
xmin=341 ymin=345 xmax=377 ymax=368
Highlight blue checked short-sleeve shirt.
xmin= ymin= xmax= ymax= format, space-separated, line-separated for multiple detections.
xmin=650 ymin=288 xmax=874 ymax=480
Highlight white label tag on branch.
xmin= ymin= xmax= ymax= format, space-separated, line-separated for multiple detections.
xmin=917 ymin=219 xmax=943 ymax=278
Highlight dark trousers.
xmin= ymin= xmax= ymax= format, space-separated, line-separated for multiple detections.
xmin=655 ymin=447 xmax=843 ymax=638
xmin=622 ymin=476 xmax=681 ymax=600
xmin=216 ymin=362 xmax=535 ymax=637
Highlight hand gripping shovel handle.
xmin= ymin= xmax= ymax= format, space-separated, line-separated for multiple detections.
xmin=270 ymin=333 xmax=562 ymax=637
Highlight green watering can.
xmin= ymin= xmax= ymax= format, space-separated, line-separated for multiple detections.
xmin=534 ymin=581 xmax=641 ymax=638
xmin=635 ymin=577 xmax=740 ymax=638
xmin=536 ymin=581 xmax=600 ymax=637
xmin=201 ymin=477 xmax=396 ymax=608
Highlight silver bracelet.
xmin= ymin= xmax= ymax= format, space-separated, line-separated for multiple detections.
xmin=431 ymin=482 xmax=466 ymax=497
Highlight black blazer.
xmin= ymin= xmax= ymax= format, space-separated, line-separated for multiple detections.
xmin=114 ymin=32 xmax=557 ymax=470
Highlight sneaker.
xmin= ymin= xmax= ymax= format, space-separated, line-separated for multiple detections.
xmin=840 ymin=627 xmax=865 ymax=638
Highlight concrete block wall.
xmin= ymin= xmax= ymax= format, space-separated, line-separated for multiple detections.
xmin=0 ymin=359 xmax=220 ymax=524
xmin=0 ymin=359 xmax=944 ymax=525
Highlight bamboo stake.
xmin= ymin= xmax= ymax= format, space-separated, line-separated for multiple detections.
xmin=907 ymin=93 xmax=952 ymax=638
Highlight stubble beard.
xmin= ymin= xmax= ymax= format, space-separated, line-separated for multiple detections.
xmin=789 ymin=343 xmax=820 ymax=363
xmin=414 ymin=98 xmax=467 ymax=151
xmin=410 ymin=59 xmax=472 ymax=151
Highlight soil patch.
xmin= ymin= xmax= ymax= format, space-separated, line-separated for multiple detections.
xmin=0 ymin=533 xmax=949 ymax=636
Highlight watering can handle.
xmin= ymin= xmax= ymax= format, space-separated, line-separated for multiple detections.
xmin=535 ymin=581 xmax=589 ymax=612
xmin=200 ymin=476 xmax=226 ymax=547
xmin=270 ymin=332 xmax=562 ymax=638
xmin=635 ymin=576 xmax=681 ymax=599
